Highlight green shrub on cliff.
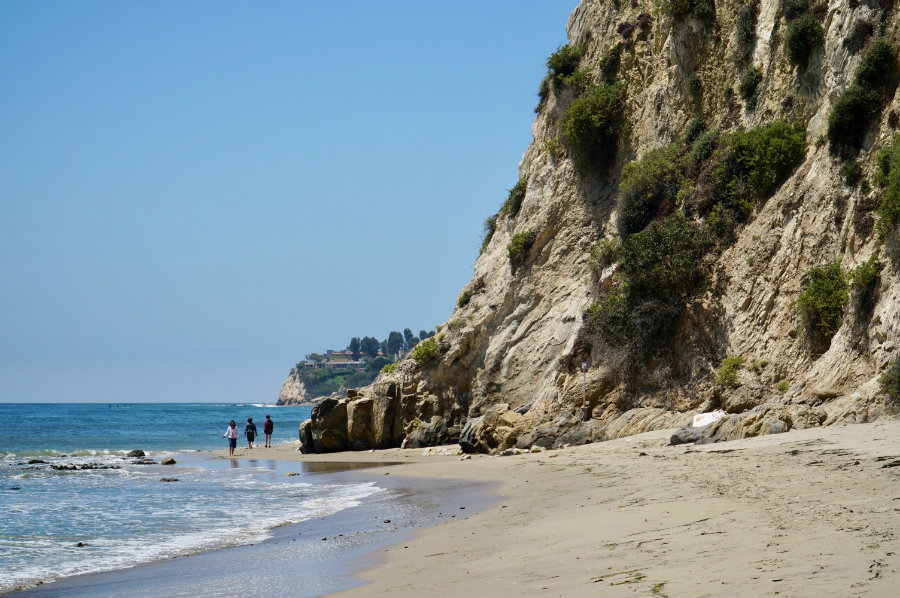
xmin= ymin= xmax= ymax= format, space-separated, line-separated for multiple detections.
xmin=547 ymin=43 xmax=586 ymax=92
xmin=849 ymin=255 xmax=882 ymax=313
xmin=502 ymin=178 xmax=528 ymax=217
xmin=617 ymin=143 xmax=684 ymax=238
xmin=693 ymin=120 xmax=806 ymax=223
xmin=658 ymin=0 xmax=715 ymax=21
xmin=411 ymin=337 xmax=440 ymax=367
xmin=881 ymin=358 xmax=900 ymax=407
xmin=874 ymin=135 xmax=900 ymax=244
xmin=562 ymin=82 xmax=626 ymax=173
xmin=716 ymin=355 xmax=745 ymax=386
xmin=785 ymin=13 xmax=823 ymax=66
xmin=457 ymin=289 xmax=473 ymax=308
xmin=828 ymin=39 xmax=898 ymax=155
xmin=796 ymin=262 xmax=848 ymax=349
xmin=738 ymin=66 xmax=763 ymax=108
xmin=481 ymin=215 xmax=497 ymax=254
xmin=585 ymin=213 xmax=707 ymax=364
xmin=380 ymin=362 xmax=398 ymax=375
xmin=507 ymin=230 xmax=537 ymax=269
xmin=733 ymin=1 xmax=758 ymax=70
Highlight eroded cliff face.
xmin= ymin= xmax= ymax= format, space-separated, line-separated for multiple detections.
xmin=300 ymin=0 xmax=899 ymax=452
xmin=276 ymin=370 xmax=309 ymax=405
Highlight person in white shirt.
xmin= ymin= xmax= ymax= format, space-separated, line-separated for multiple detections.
xmin=222 ymin=420 xmax=239 ymax=456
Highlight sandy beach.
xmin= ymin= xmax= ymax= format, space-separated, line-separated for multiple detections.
xmin=257 ymin=420 xmax=899 ymax=598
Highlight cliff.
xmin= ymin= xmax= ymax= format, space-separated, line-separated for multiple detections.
xmin=299 ymin=0 xmax=899 ymax=453
xmin=276 ymin=370 xmax=309 ymax=405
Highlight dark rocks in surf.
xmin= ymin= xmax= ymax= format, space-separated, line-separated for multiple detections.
xmin=126 ymin=450 xmax=146 ymax=458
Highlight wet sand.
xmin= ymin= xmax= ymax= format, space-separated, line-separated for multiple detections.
xmin=8 ymin=456 xmax=496 ymax=598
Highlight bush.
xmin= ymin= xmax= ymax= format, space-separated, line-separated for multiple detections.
xmin=588 ymin=238 xmax=619 ymax=279
xmin=796 ymin=262 xmax=848 ymax=348
xmin=598 ymin=44 xmax=623 ymax=83
xmin=828 ymin=40 xmax=898 ymax=154
xmin=875 ymin=135 xmax=900 ymax=242
xmin=840 ymin=159 xmax=863 ymax=187
xmin=734 ymin=1 xmax=758 ymax=69
xmin=547 ymin=43 xmax=586 ymax=91
xmin=844 ymin=19 xmax=874 ymax=54
xmin=481 ymin=215 xmax=497 ymax=254
xmin=850 ymin=255 xmax=881 ymax=312
xmin=584 ymin=285 xmax=631 ymax=343
xmin=585 ymin=213 xmax=707 ymax=368
xmin=880 ymin=358 xmax=900 ymax=407
xmin=617 ymin=144 xmax=684 ymax=237
xmin=777 ymin=380 xmax=790 ymax=393
xmin=502 ymin=178 xmax=527 ymax=217
xmin=659 ymin=0 xmax=715 ymax=20
xmin=562 ymin=82 xmax=626 ymax=173
xmin=738 ymin=67 xmax=763 ymax=108
xmin=854 ymin=38 xmax=897 ymax=91
xmin=716 ymin=355 xmax=745 ymax=386
xmin=827 ymin=85 xmax=884 ymax=153
xmin=619 ymin=212 xmax=707 ymax=302
xmin=782 ymin=0 xmax=809 ymax=20
xmin=411 ymin=337 xmax=440 ymax=366
xmin=380 ymin=362 xmax=398 ymax=375
xmin=507 ymin=230 xmax=537 ymax=269
xmin=683 ymin=116 xmax=706 ymax=145
xmin=535 ymin=77 xmax=550 ymax=113
xmin=695 ymin=121 xmax=806 ymax=221
xmin=447 ymin=319 xmax=466 ymax=331
xmin=785 ymin=13 xmax=823 ymax=66
xmin=457 ymin=289 xmax=473 ymax=308
xmin=724 ymin=121 xmax=806 ymax=205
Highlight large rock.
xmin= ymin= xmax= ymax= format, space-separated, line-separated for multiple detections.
xmin=310 ymin=397 xmax=348 ymax=453
xmin=298 ymin=419 xmax=314 ymax=453
xmin=347 ymin=397 xmax=374 ymax=451
xmin=670 ymin=427 xmax=703 ymax=446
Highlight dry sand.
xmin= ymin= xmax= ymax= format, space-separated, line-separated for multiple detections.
xmin=254 ymin=420 xmax=899 ymax=598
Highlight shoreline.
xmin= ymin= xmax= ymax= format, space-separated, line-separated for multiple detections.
xmin=7 ymin=419 xmax=899 ymax=597
xmin=6 ymin=449 xmax=497 ymax=598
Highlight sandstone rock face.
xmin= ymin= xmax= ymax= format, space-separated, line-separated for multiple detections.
xmin=276 ymin=370 xmax=308 ymax=405
xmin=298 ymin=0 xmax=899 ymax=453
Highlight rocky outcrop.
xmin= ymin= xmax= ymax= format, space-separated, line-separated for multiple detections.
xmin=298 ymin=0 xmax=899 ymax=453
xmin=276 ymin=370 xmax=309 ymax=405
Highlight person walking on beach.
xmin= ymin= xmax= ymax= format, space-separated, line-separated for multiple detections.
xmin=245 ymin=417 xmax=258 ymax=449
xmin=223 ymin=420 xmax=239 ymax=457
xmin=263 ymin=414 xmax=274 ymax=448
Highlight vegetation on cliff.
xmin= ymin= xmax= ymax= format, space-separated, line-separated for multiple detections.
xmin=795 ymin=262 xmax=850 ymax=351
xmin=828 ymin=39 xmax=898 ymax=156
xmin=583 ymin=120 xmax=807 ymax=373
xmin=562 ymin=82 xmax=627 ymax=173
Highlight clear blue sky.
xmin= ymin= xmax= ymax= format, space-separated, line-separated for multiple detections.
xmin=0 ymin=1 xmax=576 ymax=403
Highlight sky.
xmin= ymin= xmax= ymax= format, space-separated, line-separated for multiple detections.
xmin=0 ymin=0 xmax=577 ymax=403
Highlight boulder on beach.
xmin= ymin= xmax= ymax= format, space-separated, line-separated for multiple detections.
xmin=161 ymin=457 xmax=176 ymax=465
xmin=126 ymin=450 xmax=145 ymax=458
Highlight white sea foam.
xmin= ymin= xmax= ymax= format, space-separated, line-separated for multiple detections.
xmin=0 ymin=459 xmax=382 ymax=594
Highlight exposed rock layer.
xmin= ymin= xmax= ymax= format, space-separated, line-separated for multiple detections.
xmin=299 ymin=0 xmax=899 ymax=453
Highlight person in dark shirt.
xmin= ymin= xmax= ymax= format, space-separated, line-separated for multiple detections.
xmin=245 ymin=417 xmax=258 ymax=449
xmin=263 ymin=414 xmax=274 ymax=448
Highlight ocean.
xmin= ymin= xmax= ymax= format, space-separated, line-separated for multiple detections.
xmin=0 ymin=403 xmax=383 ymax=595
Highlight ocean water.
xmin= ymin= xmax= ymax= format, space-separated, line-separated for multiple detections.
xmin=0 ymin=403 xmax=381 ymax=594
